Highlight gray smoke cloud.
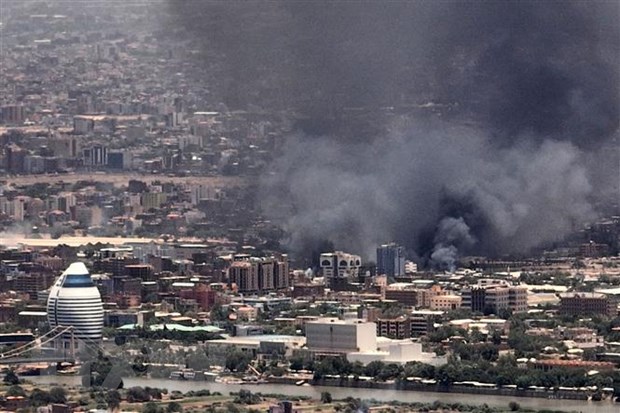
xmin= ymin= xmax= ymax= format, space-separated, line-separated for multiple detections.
xmin=167 ymin=1 xmax=619 ymax=266
xmin=431 ymin=217 xmax=476 ymax=271
xmin=262 ymin=120 xmax=595 ymax=263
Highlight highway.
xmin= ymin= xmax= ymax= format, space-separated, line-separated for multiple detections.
xmin=2 ymin=173 xmax=249 ymax=188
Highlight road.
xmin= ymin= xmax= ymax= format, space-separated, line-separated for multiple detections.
xmin=2 ymin=173 xmax=249 ymax=188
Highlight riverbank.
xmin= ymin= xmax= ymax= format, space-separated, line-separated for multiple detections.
xmin=17 ymin=365 xmax=618 ymax=405
xmin=27 ymin=375 xmax=619 ymax=413
xmin=269 ymin=376 xmax=615 ymax=402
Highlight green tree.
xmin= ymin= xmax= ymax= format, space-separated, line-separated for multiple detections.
xmin=491 ymin=330 xmax=502 ymax=345
xmin=127 ymin=386 xmax=151 ymax=403
xmin=6 ymin=385 xmax=26 ymax=397
xmin=166 ymin=402 xmax=182 ymax=412
xmin=29 ymin=389 xmax=51 ymax=407
xmin=143 ymin=402 xmax=161 ymax=413
xmin=3 ymin=369 xmax=20 ymax=385
xmin=225 ymin=349 xmax=252 ymax=372
xmin=49 ymin=387 xmax=67 ymax=404
xmin=107 ymin=390 xmax=122 ymax=412
xmin=320 ymin=391 xmax=333 ymax=403
xmin=363 ymin=360 xmax=385 ymax=378
xmin=515 ymin=375 xmax=533 ymax=390
xmin=377 ymin=363 xmax=401 ymax=381
xmin=233 ymin=389 xmax=260 ymax=404
xmin=210 ymin=304 xmax=228 ymax=322
xmin=289 ymin=356 xmax=304 ymax=371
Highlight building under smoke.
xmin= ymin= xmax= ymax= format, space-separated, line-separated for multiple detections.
xmin=169 ymin=1 xmax=619 ymax=266
xmin=376 ymin=243 xmax=406 ymax=278
xmin=320 ymin=251 xmax=362 ymax=290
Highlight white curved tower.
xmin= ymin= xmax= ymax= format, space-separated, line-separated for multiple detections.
xmin=47 ymin=262 xmax=104 ymax=348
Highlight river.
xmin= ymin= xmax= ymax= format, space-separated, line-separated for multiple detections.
xmin=28 ymin=375 xmax=617 ymax=413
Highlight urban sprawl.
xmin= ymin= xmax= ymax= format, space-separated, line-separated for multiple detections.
xmin=0 ymin=2 xmax=619 ymax=413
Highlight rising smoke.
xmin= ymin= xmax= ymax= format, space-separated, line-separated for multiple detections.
xmin=167 ymin=1 xmax=619 ymax=267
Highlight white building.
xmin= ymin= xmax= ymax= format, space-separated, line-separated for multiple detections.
xmin=306 ymin=318 xmax=376 ymax=353
xmin=305 ymin=317 xmax=446 ymax=366
xmin=320 ymin=251 xmax=361 ymax=289
xmin=47 ymin=262 xmax=104 ymax=351
xmin=349 ymin=338 xmax=446 ymax=366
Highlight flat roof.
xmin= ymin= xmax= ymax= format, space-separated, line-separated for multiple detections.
xmin=118 ymin=323 xmax=223 ymax=333
xmin=18 ymin=311 xmax=47 ymax=316
xmin=208 ymin=335 xmax=305 ymax=346
xmin=595 ymin=287 xmax=620 ymax=295
xmin=0 ymin=236 xmax=156 ymax=248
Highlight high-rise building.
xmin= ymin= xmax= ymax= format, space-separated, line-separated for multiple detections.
xmin=5 ymin=145 xmax=26 ymax=174
xmin=1 ymin=105 xmax=25 ymax=125
xmin=258 ymin=258 xmax=275 ymax=291
xmin=228 ymin=255 xmax=289 ymax=293
xmin=320 ymin=251 xmax=361 ymax=290
xmin=376 ymin=243 xmax=405 ymax=278
xmin=47 ymin=262 xmax=104 ymax=350
xmin=229 ymin=261 xmax=259 ymax=293
xmin=274 ymin=256 xmax=290 ymax=290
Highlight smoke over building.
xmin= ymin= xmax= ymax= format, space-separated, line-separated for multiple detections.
xmin=168 ymin=1 xmax=619 ymax=266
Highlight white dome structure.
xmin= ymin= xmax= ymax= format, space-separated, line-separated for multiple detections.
xmin=47 ymin=262 xmax=104 ymax=346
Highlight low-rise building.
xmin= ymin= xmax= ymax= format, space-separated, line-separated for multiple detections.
xmin=559 ymin=292 xmax=616 ymax=317
xmin=430 ymin=294 xmax=462 ymax=311
xmin=461 ymin=284 xmax=528 ymax=314
xmin=376 ymin=316 xmax=410 ymax=339
xmin=410 ymin=310 xmax=443 ymax=337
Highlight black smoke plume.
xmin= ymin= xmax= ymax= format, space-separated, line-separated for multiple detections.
xmin=167 ymin=1 xmax=619 ymax=267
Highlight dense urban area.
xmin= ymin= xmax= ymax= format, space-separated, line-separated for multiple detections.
xmin=1 ymin=1 xmax=619 ymax=413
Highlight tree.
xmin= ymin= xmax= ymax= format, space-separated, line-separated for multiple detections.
xmin=479 ymin=344 xmax=499 ymax=362
xmin=143 ymin=402 xmax=161 ymax=413
xmin=6 ymin=385 xmax=26 ymax=397
xmin=491 ymin=330 xmax=502 ymax=345
xmin=289 ymin=356 xmax=304 ymax=371
xmin=470 ymin=328 xmax=485 ymax=343
xmin=344 ymin=397 xmax=368 ymax=413
xmin=377 ymin=363 xmax=401 ymax=381
xmin=145 ymin=387 xmax=163 ymax=400
xmin=225 ymin=349 xmax=252 ymax=372
xmin=3 ymin=369 xmax=20 ymax=385
xmin=107 ymin=390 xmax=122 ymax=412
xmin=50 ymin=387 xmax=67 ymax=404
xmin=508 ymin=401 xmax=521 ymax=411
xmin=29 ymin=389 xmax=52 ymax=407
xmin=166 ymin=402 xmax=182 ymax=413
xmin=363 ymin=360 xmax=385 ymax=378
xmin=320 ymin=391 xmax=333 ymax=403
xmin=127 ymin=386 xmax=151 ymax=403
xmin=210 ymin=304 xmax=228 ymax=322
xmin=515 ymin=375 xmax=532 ymax=390
xmin=234 ymin=389 xmax=260 ymax=405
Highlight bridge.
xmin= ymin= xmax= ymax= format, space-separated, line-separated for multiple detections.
xmin=0 ymin=325 xmax=100 ymax=365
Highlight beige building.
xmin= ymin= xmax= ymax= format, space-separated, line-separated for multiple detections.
xmin=431 ymin=294 xmax=462 ymax=311
xmin=229 ymin=261 xmax=259 ymax=292
xmin=462 ymin=283 xmax=528 ymax=314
